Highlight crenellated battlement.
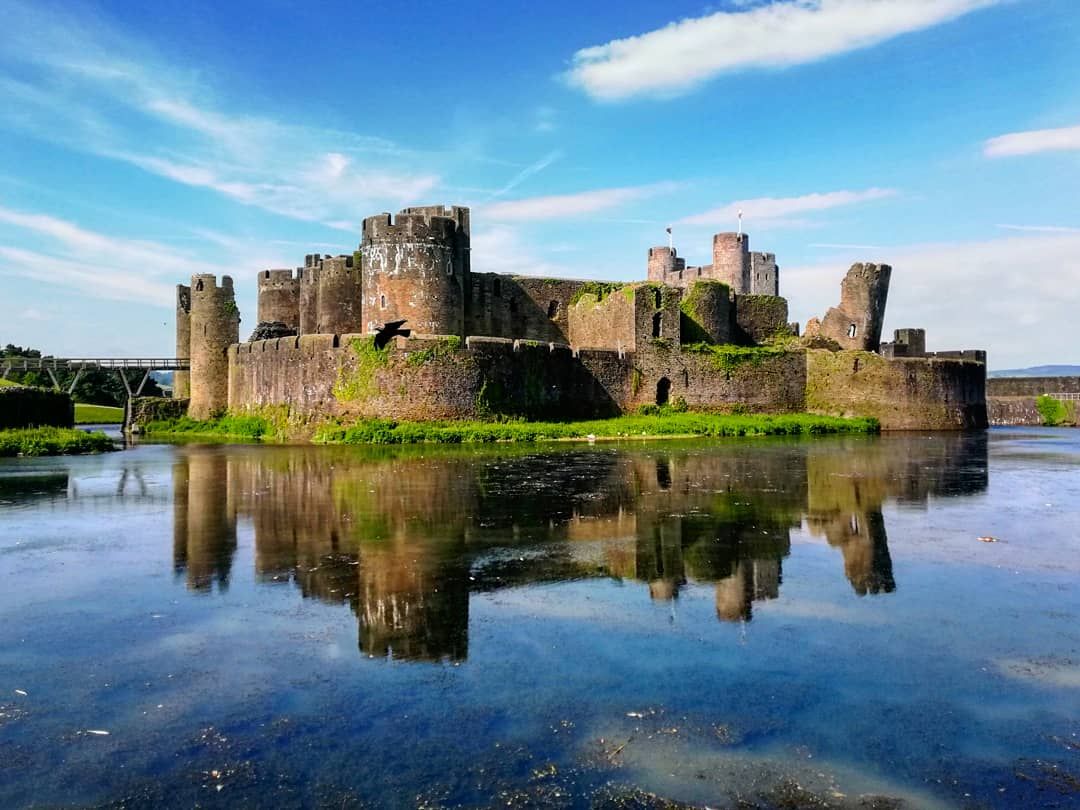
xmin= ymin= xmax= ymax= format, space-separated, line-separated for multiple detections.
xmin=362 ymin=211 xmax=460 ymax=244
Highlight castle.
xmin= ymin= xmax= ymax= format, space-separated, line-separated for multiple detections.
xmin=175 ymin=205 xmax=988 ymax=430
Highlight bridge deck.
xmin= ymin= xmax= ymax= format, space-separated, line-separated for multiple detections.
xmin=1 ymin=358 xmax=189 ymax=371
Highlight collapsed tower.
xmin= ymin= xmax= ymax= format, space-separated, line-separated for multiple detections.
xmin=174 ymin=284 xmax=191 ymax=399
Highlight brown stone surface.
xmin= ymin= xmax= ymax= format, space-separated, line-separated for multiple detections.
xmin=189 ymin=274 xmax=240 ymax=419
xmin=713 ymin=232 xmax=750 ymax=294
xmin=806 ymin=350 xmax=987 ymax=430
xmin=987 ymin=376 xmax=1080 ymax=396
xmin=467 ymin=275 xmax=586 ymax=343
xmin=174 ymin=284 xmax=191 ymax=399
xmin=256 ymin=269 xmax=301 ymax=330
xmin=988 ymin=396 xmax=1042 ymax=426
xmin=734 ymin=295 xmax=789 ymax=345
xmin=812 ymin=263 xmax=891 ymax=351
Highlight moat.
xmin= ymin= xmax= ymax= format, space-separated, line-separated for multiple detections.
xmin=1 ymin=430 xmax=1078 ymax=808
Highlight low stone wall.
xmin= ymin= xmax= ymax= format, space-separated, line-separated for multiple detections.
xmin=807 ymin=350 xmax=987 ymax=430
xmin=0 ymin=386 xmax=74 ymax=429
xmin=987 ymin=376 xmax=1080 ymax=397
xmin=988 ymin=396 xmax=1042 ymax=426
xmin=128 ymin=396 xmax=189 ymax=429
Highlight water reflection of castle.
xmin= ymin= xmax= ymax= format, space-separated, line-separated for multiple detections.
xmin=171 ymin=434 xmax=988 ymax=661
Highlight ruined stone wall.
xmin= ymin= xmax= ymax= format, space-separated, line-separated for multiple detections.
xmin=360 ymin=209 xmax=467 ymax=337
xmin=734 ymin=295 xmax=789 ymax=345
xmin=189 ymin=274 xmax=240 ymax=419
xmin=808 ymin=263 xmax=892 ymax=351
xmin=568 ymin=285 xmax=636 ymax=350
xmin=227 ymin=333 xmax=806 ymax=421
xmin=749 ymin=252 xmax=778 ymax=296
xmin=316 ymin=255 xmax=362 ymax=335
xmin=256 ymin=269 xmax=301 ymax=329
xmin=713 ymin=232 xmax=750 ymax=294
xmin=679 ymin=280 xmax=731 ymax=345
xmin=466 ymin=274 xmax=586 ymax=343
xmin=806 ymin=350 xmax=987 ymax=430
xmin=174 ymin=284 xmax=191 ymax=398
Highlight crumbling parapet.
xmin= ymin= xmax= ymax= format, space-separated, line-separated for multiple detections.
xmin=175 ymin=283 xmax=191 ymax=399
xmin=188 ymin=274 xmax=240 ymax=419
xmin=805 ymin=263 xmax=892 ymax=351
xmin=749 ymin=252 xmax=779 ymax=296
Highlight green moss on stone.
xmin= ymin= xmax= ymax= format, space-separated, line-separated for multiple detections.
xmin=333 ymin=337 xmax=389 ymax=401
xmin=405 ymin=336 xmax=461 ymax=367
xmin=569 ymin=281 xmax=627 ymax=307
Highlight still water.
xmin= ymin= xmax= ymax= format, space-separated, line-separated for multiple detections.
xmin=1 ymin=430 xmax=1078 ymax=808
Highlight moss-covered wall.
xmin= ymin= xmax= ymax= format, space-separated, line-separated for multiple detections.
xmin=679 ymin=280 xmax=731 ymax=345
xmin=0 ymin=386 xmax=74 ymax=429
xmin=806 ymin=350 xmax=987 ymax=430
xmin=733 ymin=295 xmax=789 ymax=345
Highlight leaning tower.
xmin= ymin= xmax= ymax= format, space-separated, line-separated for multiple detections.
xmin=174 ymin=284 xmax=191 ymax=399
xmin=188 ymin=274 xmax=240 ymax=419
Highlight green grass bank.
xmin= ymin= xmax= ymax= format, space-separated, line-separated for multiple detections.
xmin=0 ymin=427 xmax=115 ymax=457
xmin=143 ymin=411 xmax=879 ymax=445
xmin=75 ymin=403 xmax=125 ymax=424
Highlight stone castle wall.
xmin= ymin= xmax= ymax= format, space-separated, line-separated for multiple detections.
xmin=257 ymin=269 xmax=301 ymax=329
xmin=174 ymin=284 xmax=191 ymax=399
xmin=466 ymin=275 xmax=586 ymax=344
xmin=806 ymin=350 xmax=987 ymax=430
xmin=986 ymin=376 xmax=1080 ymax=396
xmin=189 ymin=274 xmax=240 ymax=419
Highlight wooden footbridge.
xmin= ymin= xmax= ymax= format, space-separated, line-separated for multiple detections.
xmin=0 ymin=356 xmax=189 ymax=398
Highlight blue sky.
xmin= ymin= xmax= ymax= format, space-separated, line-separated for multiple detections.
xmin=0 ymin=0 xmax=1077 ymax=368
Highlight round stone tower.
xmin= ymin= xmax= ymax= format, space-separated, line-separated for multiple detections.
xmin=298 ymin=255 xmax=320 ymax=335
xmin=174 ymin=283 xmax=191 ymax=399
xmin=360 ymin=207 xmax=469 ymax=337
xmin=316 ymin=254 xmax=362 ymax=334
xmin=256 ymin=269 xmax=301 ymax=330
xmin=712 ymin=232 xmax=750 ymax=294
xmin=647 ymin=246 xmax=677 ymax=283
xmin=188 ymin=274 xmax=240 ymax=419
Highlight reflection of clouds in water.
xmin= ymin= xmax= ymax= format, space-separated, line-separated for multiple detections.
xmin=753 ymin=597 xmax=887 ymax=625
xmin=996 ymin=657 xmax=1080 ymax=689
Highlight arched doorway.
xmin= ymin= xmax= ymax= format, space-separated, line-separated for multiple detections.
xmin=656 ymin=377 xmax=671 ymax=406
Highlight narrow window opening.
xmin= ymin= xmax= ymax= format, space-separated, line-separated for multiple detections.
xmin=652 ymin=312 xmax=662 ymax=338
xmin=847 ymin=323 xmax=858 ymax=338
xmin=509 ymin=299 xmax=518 ymax=315
xmin=853 ymin=358 xmax=860 ymax=373
xmin=493 ymin=278 xmax=502 ymax=297
xmin=654 ymin=288 xmax=662 ymax=309
xmin=380 ymin=294 xmax=387 ymax=310
xmin=547 ymin=300 xmax=559 ymax=319
xmin=682 ymin=368 xmax=689 ymax=387
xmin=195 ymin=279 xmax=204 ymax=291
xmin=656 ymin=377 xmax=671 ymax=406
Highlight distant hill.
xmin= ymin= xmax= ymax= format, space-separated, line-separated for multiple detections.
xmin=989 ymin=365 xmax=1080 ymax=378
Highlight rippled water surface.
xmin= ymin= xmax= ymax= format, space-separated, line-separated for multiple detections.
xmin=1 ymin=429 xmax=1079 ymax=808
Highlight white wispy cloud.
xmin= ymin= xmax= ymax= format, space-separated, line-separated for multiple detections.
xmin=783 ymin=232 xmax=1080 ymax=369
xmin=488 ymin=151 xmax=564 ymax=199
xmin=0 ymin=2 xmax=442 ymax=226
xmin=483 ymin=182 xmax=679 ymax=222
xmin=566 ymin=0 xmax=997 ymax=101
xmin=983 ymin=124 xmax=1080 ymax=157
xmin=679 ymin=188 xmax=897 ymax=228
xmin=996 ymin=224 xmax=1080 ymax=234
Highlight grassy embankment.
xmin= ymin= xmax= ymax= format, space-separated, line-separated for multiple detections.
xmin=143 ymin=410 xmax=878 ymax=445
xmin=0 ymin=427 xmax=115 ymax=457
xmin=1036 ymin=395 xmax=1077 ymax=426
xmin=75 ymin=403 xmax=124 ymax=424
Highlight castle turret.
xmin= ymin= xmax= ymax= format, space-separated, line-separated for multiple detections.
xmin=360 ymin=206 xmax=469 ymax=337
xmin=256 ymin=269 xmax=301 ymax=330
xmin=712 ymin=232 xmax=750 ymax=294
xmin=647 ymin=246 xmax=678 ymax=282
xmin=316 ymin=255 xmax=362 ymax=334
xmin=749 ymin=251 xmax=779 ymax=296
xmin=175 ymin=284 xmax=191 ymax=399
xmin=188 ymin=274 xmax=240 ymax=419
xmin=298 ymin=255 xmax=320 ymax=335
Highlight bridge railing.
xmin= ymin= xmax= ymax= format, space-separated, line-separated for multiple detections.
xmin=1 ymin=357 xmax=190 ymax=371
xmin=1046 ymin=392 xmax=1080 ymax=401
